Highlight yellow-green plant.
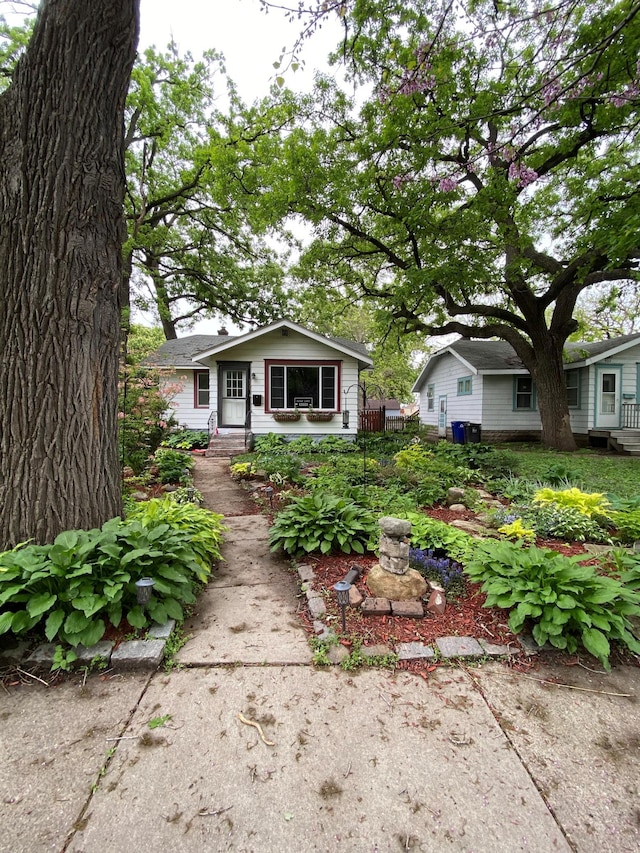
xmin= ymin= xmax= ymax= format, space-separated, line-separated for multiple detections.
xmin=534 ymin=487 xmax=610 ymax=518
xmin=230 ymin=461 xmax=254 ymax=480
xmin=497 ymin=518 xmax=536 ymax=545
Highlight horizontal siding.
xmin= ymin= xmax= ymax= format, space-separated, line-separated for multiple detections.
xmin=481 ymin=376 xmax=541 ymax=430
xmin=160 ymin=368 xmax=210 ymax=430
xmin=196 ymin=329 xmax=365 ymax=437
xmin=417 ymin=353 xmax=482 ymax=427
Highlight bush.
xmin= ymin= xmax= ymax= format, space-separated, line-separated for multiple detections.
xmin=464 ymin=540 xmax=640 ymax=670
xmin=503 ymin=503 xmax=611 ymax=543
xmin=162 ymin=429 xmax=209 ymax=450
xmin=533 ymin=487 xmax=611 ymax=518
xmin=0 ymin=499 xmax=225 ymax=651
xmin=268 ymin=493 xmax=377 ymax=555
xmin=153 ymin=448 xmax=194 ymax=485
xmin=400 ymin=512 xmax=473 ymax=562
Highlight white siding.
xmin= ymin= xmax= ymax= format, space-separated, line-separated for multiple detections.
xmin=417 ymin=353 xmax=483 ymax=428
xmin=201 ymin=329 xmax=363 ymax=437
xmin=160 ymin=368 xmax=210 ymax=430
xmin=481 ymin=375 xmax=541 ymax=430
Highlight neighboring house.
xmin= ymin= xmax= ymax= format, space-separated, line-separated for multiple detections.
xmin=147 ymin=320 xmax=373 ymax=453
xmin=412 ymin=334 xmax=640 ymax=451
xmin=364 ymin=397 xmax=402 ymax=417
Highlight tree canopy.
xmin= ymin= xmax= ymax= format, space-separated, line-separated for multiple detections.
xmin=254 ymin=0 xmax=640 ymax=449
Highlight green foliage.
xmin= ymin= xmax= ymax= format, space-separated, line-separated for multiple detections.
xmin=609 ymin=510 xmax=640 ymax=544
xmin=497 ymin=519 xmax=536 ymax=545
xmin=464 ymin=540 xmax=640 ymax=670
xmin=286 ymin=435 xmax=318 ymax=455
xmin=316 ymin=435 xmax=357 ymax=454
xmin=153 ymin=448 xmax=194 ymax=485
xmin=268 ymin=494 xmax=377 ymax=556
xmin=119 ymin=367 xmax=178 ymax=473
xmin=255 ymin=451 xmax=303 ymax=485
xmin=401 ymin=512 xmax=473 ymax=562
xmin=499 ymin=503 xmax=610 ymax=544
xmin=534 ymin=487 xmax=611 ymax=518
xmin=167 ymin=486 xmax=204 ymax=505
xmin=230 ymin=461 xmax=255 ymax=480
xmin=162 ymin=429 xmax=209 ymax=450
xmin=0 ymin=500 xmax=225 ymax=648
xmin=254 ymin=433 xmax=288 ymax=453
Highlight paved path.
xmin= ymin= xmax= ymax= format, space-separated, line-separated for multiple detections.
xmin=1 ymin=457 xmax=639 ymax=852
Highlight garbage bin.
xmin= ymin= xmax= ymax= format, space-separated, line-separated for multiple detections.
xmin=451 ymin=421 xmax=466 ymax=444
xmin=465 ymin=422 xmax=482 ymax=443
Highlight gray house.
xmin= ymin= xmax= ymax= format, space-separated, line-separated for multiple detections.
xmin=412 ymin=334 xmax=640 ymax=451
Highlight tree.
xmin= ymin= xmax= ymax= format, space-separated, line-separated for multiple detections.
xmin=257 ymin=0 xmax=640 ymax=450
xmin=124 ymin=44 xmax=290 ymax=339
xmin=572 ymin=282 xmax=640 ymax=340
xmin=0 ymin=0 xmax=138 ymax=548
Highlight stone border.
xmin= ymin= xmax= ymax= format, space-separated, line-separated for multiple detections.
xmin=0 ymin=620 xmax=177 ymax=673
xmin=297 ymin=563 xmax=524 ymax=663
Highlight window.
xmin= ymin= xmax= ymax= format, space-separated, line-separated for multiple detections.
xmin=514 ymin=376 xmax=535 ymax=410
xmin=194 ymin=370 xmax=210 ymax=408
xmin=426 ymin=384 xmax=435 ymax=412
xmin=565 ymin=369 xmax=580 ymax=408
xmin=457 ymin=376 xmax=472 ymax=396
xmin=267 ymin=361 xmax=339 ymax=410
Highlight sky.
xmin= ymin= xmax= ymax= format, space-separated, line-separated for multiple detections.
xmin=137 ymin=0 xmax=343 ymax=334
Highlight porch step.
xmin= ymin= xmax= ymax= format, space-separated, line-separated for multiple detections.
xmin=205 ymin=435 xmax=247 ymax=458
xmin=607 ymin=431 xmax=640 ymax=455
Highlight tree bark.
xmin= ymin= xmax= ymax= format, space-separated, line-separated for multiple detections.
xmin=0 ymin=0 xmax=139 ymax=548
xmin=527 ymin=339 xmax=577 ymax=452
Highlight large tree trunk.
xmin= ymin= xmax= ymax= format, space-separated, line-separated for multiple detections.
xmin=0 ymin=0 xmax=139 ymax=548
xmin=530 ymin=342 xmax=577 ymax=452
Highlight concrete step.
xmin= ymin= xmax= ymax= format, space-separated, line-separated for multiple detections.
xmin=205 ymin=436 xmax=247 ymax=458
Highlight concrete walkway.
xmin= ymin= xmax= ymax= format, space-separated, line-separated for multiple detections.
xmin=0 ymin=457 xmax=639 ymax=852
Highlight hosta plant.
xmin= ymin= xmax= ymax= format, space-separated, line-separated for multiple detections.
xmin=268 ymin=494 xmax=377 ymax=555
xmin=401 ymin=512 xmax=473 ymax=563
xmin=464 ymin=540 xmax=640 ymax=670
xmin=533 ymin=487 xmax=610 ymax=519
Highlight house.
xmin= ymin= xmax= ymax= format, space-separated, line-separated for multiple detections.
xmin=412 ymin=334 xmax=640 ymax=451
xmin=147 ymin=320 xmax=373 ymax=455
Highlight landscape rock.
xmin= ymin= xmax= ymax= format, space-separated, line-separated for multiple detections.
xmin=307 ymin=595 xmax=327 ymax=619
xmin=348 ymin=586 xmax=364 ymax=607
xmin=448 ymin=503 xmax=467 ymax=512
xmin=111 ymin=639 xmax=166 ymax=670
xmin=360 ymin=643 xmax=394 ymax=659
xmin=426 ymin=589 xmax=446 ymax=615
xmin=396 ymin=642 xmax=436 ymax=661
xmin=436 ymin=636 xmax=484 ymax=658
xmin=378 ymin=516 xmax=411 ymax=538
xmin=379 ymin=553 xmax=410 ymax=575
xmin=366 ymin=563 xmax=427 ymax=600
xmin=447 ymin=487 xmax=466 ymax=505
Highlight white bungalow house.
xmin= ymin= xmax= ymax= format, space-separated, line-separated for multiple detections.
xmin=147 ymin=320 xmax=373 ymax=455
xmin=412 ymin=334 xmax=640 ymax=452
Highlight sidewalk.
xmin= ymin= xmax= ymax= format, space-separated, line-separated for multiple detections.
xmin=0 ymin=457 xmax=638 ymax=852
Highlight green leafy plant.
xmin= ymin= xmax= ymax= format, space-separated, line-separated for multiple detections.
xmin=230 ymin=461 xmax=255 ymax=480
xmin=608 ymin=509 xmax=640 ymax=544
xmin=533 ymin=487 xmax=611 ymax=518
xmin=316 ymin=435 xmax=357 ymax=454
xmin=162 ymin=429 xmax=209 ymax=450
xmin=255 ymin=451 xmax=303 ymax=485
xmin=0 ymin=499 xmax=225 ymax=648
xmin=268 ymin=494 xmax=377 ymax=555
xmin=401 ymin=512 xmax=473 ymax=562
xmin=497 ymin=518 xmax=536 ymax=545
xmin=153 ymin=448 xmax=194 ymax=485
xmin=254 ymin=433 xmax=288 ymax=453
xmin=518 ymin=503 xmax=610 ymax=543
xmin=464 ymin=540 xmax=640 ymax=670
xmin=51 ymin=645 xmax=78 ymax=672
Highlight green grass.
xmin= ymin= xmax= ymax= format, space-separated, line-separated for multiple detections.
xmin=504 ymin=446 xmax=640 ymax=499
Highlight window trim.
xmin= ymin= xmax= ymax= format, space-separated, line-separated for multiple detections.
xmin=457 ymin=375 xmax=472 ymax=396
xmin=513 ymin=375 xmax=536 ymax=411
xmin=265 ymin=359 xmax=341 ymax=412
xmin=565 ymin=368 xmax=581 ymax=409
xmin=426 ymin=383 xmax=435 ymax=412
xmin=194 ymin=370 xmax=210 ymax=409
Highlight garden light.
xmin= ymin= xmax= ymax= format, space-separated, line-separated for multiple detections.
xmin=333 ymin=580 xmax=352 ymax=632
xmin=135 ymin=577 xmax=155 ymax=608
xmin=264 ymin=485 xmax=274 ymax=507
xmin=186 ymin=486 xmax=195 ymax=502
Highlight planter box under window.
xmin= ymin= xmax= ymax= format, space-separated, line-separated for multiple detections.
xmin=272 ymin=411 xmax=301 ymax=422
xmin=306 ymin=411 xmax=334 ymax=422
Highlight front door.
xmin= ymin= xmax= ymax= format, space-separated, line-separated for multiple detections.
xmin=595 ymin=365 xmax=622 ymax=429
xmin=219 ymin=364 xmax=249 ymax=427
xmin=438 ymin=395 xmax=447 ymax=437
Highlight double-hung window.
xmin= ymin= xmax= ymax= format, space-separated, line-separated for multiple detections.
xmin=457 ymin=376 xmax=472 ymax=396
xmin=426 ymin=383 xmax=435 ymax=412
xmin=194 ymin=370 xmax=210 ymax=408
xmin=565 ymin=369 xmax=581 ymax=408
xmin=514 ymin=376 xmax=535 ymax=410
xmin=267 ymin=361 xmax=339 ymax=410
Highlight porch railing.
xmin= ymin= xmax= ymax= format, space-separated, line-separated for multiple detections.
xmin=208 ymin=410 xmax=217 ymax=438
xmin=622 ymin=403 xmax=640 ymax=429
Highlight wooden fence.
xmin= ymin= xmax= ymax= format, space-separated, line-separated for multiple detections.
xmin=359 ymin=408 xmax=415 ymax=433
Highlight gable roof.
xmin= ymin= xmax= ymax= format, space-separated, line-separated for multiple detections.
xmin=192 ymin=319 xmax=373 ymax=368
xmin=412 ymin=333 xmax=640 ymax=392
xmin=146 ymin=320 xmax=373 ymax=371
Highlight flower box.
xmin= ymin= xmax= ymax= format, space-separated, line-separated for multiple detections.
xmin=272 ymin=411 xmax=301 ymax=422
xmin=305 ymin=411 xmax=334 ymax=422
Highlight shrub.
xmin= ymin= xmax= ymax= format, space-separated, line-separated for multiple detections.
xmin=118 ymin=367 xmax=179 ymax=473
xmin=153 ymin=448 xmax=194 ymax=485
xmin=0 ymin=500 xmax=225 ymax=651
xmin=608 ymin=510 xmax=640 ymax=544
xmin=162 ymin=429 xmax=209 ymax=450
xmin=464 ymin=540 xmax=640 ymax=670
xmin=268 ymin=494 xmax=377 ymax=555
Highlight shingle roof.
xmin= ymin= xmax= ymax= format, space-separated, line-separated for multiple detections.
xmin=145 ymin=335 xmax=235 ymax=367
xmin=448 ymin=340 xmax=526 ymax=371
